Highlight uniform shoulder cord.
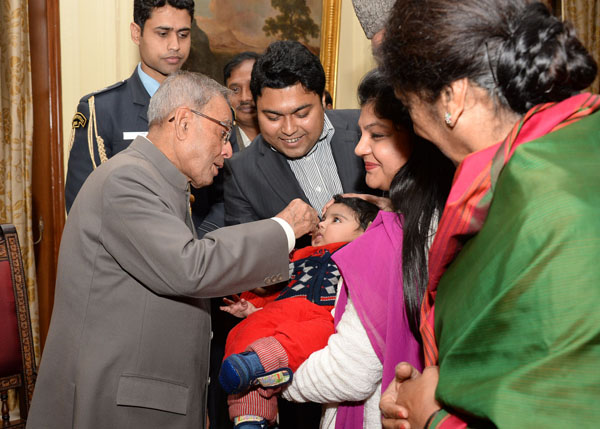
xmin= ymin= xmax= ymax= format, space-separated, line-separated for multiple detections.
xmin=87 ymin=96 xmax=109 ymax=169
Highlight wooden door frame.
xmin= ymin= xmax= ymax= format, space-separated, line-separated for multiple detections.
xmin=28 ymin=0 xmax=65 ymax=351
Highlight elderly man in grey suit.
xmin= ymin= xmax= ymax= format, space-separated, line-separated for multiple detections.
xmin=27 ymin=71 xmax=318 ymax=429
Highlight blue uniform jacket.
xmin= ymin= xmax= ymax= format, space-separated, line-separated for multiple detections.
xmin=64 ymin=68 xmax=225 ymax=236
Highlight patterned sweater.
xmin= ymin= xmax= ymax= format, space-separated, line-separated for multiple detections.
xmin=275 ymin=241 xmax=346 ymax=306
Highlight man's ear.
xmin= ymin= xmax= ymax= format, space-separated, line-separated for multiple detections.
xmin=442 ymin=78 xmax=468 ymax=127
xmin=130 ymin=22 xmax=141 ymax=46
xmin=172 ymin=107 xmax=192 ymax=141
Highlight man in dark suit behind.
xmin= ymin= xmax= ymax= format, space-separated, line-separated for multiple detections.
xmin=223 ymin=40 xmax=370 ymax=427
xmin=224 ymin=51 xmax=261 ymax=152
xmin=224 ymin=41 xmax=370 ymax=242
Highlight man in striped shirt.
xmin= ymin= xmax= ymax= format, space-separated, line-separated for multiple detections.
xmin=224 ymin=41 xmax=370 ymax=248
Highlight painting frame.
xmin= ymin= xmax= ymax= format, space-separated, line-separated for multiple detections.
xmin=320 ymin=0 xmax=342 ymax=106
xmin=187 ymin=0 xmax=342 ymax=104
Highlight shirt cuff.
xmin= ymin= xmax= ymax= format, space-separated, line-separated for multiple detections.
xmin=271 ymin=217 xmax=296 ymax=252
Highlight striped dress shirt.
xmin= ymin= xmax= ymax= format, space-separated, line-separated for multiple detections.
xmin=286 ymin=113 xmax=344 ymax=213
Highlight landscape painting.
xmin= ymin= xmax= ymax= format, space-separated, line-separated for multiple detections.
xmin=184 ymin=0 xmax=340 ymax=97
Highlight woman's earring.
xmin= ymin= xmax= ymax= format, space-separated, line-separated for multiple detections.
xmin=444 ymin=112 xmax=453 ymax=127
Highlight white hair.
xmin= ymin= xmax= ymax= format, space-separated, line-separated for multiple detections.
xmin=147 ymin=71 xmax=231 ymax=126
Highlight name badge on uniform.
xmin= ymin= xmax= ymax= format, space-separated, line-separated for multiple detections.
xmin=123 ymin=131 xmax=148 ymax=140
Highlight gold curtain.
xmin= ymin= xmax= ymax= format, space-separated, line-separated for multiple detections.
xmin=0 ymin=0 xmax=40 ymax=368
xmin=562 ymin=0 xmax=600 ymax=93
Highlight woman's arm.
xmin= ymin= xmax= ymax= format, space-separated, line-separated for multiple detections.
xmin=282 ymin=297 xmax=382 ymax=404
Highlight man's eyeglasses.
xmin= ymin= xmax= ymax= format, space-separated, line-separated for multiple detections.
xmin=169 ymin=108 xmax=232 ymax=143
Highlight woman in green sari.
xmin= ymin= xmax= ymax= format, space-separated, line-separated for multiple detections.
xmin=377 ymin=0 xmax=600 ymax=427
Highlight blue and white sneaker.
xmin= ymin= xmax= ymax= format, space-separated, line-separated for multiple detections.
xmin=219 ymin=351 xmax=293 ymax=394
xmin=233 ymin=415 xmax=269 ymax=428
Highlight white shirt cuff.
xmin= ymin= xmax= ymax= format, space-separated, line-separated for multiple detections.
xmin=271 ymin=217 xmax=296 ymax=252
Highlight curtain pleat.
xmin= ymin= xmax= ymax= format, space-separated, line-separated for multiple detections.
xmin=563 ymin=0 xmax=600 ymax=93
xmin=0 ymin=2 xmax=41 ymax=419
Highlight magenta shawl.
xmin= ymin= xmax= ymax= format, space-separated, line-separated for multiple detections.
xmin=332 ymin=211 xmax=424 ymax=428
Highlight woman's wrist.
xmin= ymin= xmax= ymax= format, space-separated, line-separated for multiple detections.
xmin=423 ymin=408 xmax=442 ymax=428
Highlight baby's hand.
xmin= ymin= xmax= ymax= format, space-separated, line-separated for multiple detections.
xmin=220 ymin=294 xmax=259 ymax=318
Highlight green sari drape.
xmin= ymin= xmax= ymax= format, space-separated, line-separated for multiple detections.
xmin=434 ymin=109 xmax=600 ymax=426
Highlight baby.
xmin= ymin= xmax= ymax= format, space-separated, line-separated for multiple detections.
xmin=219 ymin=195 xmax=379 ymax=429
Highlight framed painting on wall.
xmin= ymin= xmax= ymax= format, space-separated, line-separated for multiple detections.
xmin=184 ymin=0 xmax=341 ymax=103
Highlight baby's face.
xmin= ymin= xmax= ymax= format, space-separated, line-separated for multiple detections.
xmin=311 ymin=203 xmax=364 ymax=246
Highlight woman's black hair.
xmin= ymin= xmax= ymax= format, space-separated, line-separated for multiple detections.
xmin=388 ymin=143 xmax=454 ymax=341
xmin=358 ymin=69 xmax=412 ymax=129
xmin=379 ymin=0 xmax=597 ymax=114
xmin=332 ymin=194 xmax=380 ymax=231
xmin=358 ymin=69 xmax=455 ymax=341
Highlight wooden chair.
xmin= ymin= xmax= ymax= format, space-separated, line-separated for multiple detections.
xmin=0 ymin=224 xmax=37 ymax=428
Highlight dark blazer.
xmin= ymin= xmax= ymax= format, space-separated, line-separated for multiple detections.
xmin=65 ymin=68 xmax=150 ymax=212
xmin=228 ymin=124 xmax=242 ymax=153
xmin=224 ymin=109 xmax=370 ymax=226
xmin=228 ymin=125 xmax=254 ymax=152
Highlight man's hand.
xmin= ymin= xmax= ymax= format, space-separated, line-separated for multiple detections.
xmin=380 ymin=363 xmax=441 ymax=429
xmin=276 ymin=199 xmax=319 ymax=239
xmin=220 ymin=294 xmax=259 ymax=318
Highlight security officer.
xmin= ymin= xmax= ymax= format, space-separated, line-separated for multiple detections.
xmin=65 ymin=0 xmax=209 ymax=220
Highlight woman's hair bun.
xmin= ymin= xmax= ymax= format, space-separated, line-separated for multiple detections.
xmin=496 ymin=2 xmax=597 ymax=114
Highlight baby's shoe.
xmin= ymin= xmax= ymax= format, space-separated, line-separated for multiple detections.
xmin=233 ymin=415 xmax=269 ymax=428
xmin=219 ymin=351 xmax=292 ymax=394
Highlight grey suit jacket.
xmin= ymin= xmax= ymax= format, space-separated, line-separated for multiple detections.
xmin=28 ymin=137 xmax=289 ymax=429
xmin=224 ymin=109 xmax=371 ymax=226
